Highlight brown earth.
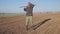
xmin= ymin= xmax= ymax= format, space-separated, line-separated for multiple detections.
xmin=0 ymin=12 xmax=60 ymax=34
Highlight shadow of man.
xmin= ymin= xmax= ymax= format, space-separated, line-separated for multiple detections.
xmin=32 ymin=18 xmax=51 ymax=30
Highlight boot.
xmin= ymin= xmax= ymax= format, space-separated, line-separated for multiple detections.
xmin=32 ymin=25 xmax=35 ymax=30
xmin=26 ymin=25 xmax=28 ymax=31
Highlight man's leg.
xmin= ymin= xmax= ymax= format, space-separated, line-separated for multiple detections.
xmin=26 ymin=16 xmax=29 ymax=31
xmin=29 ymin=16 xmax=34 ymax=30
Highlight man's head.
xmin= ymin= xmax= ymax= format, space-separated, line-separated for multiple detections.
xmin=27 ymin=2 xmax=35 ymax=8
xmin=27 ymin=2 xmax=31 ymax=7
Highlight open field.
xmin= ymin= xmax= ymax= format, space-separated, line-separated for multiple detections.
xmin=0 ymin=12 xmax=60 ymax=34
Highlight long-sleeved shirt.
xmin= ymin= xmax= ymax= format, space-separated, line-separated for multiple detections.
xmin=24 ymin=2 xmax=34 ymax=16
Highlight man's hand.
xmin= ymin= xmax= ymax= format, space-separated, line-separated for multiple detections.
xmin=24 ymin=7 xmax=27 ymax=11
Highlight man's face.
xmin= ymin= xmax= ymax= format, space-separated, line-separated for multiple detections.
xmin=27 ymin=2 xmax=31 ymax=7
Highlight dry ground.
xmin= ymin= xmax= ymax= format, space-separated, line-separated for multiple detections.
xmin=0 ymin=12 xmax=60 ymax=34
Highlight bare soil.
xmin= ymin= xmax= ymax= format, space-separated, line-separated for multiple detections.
xmin=0 ymin=12 xmax=60 ymax=34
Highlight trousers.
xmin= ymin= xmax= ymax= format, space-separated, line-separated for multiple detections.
xmin=26 ymin=16 xmax=33 ymax=26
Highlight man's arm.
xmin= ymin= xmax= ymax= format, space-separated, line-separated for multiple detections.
xmin=28 ymin=2 xmax=35 ymax=8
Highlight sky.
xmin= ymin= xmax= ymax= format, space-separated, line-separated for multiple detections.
xmin=0 ymin=0 xmax=60 ymax=13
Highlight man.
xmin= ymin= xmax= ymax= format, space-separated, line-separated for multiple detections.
xmin=24 ymin=2 xmax=35 ymax=31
